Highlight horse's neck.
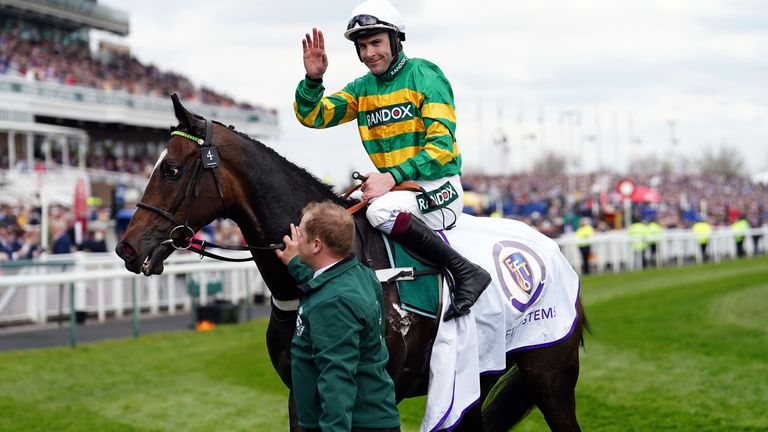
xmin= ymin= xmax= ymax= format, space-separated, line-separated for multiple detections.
xmin=225 ymin=136 xmax=341 ymax=300
xmin=229 ymin=139 xmax=339 ymax=241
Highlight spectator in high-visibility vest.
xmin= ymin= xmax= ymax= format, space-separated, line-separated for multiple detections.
xmin=647 ymin=218 xmax=664 ymax=266
xmin=628 ymin=220 xmax=649 ymax=269
xmin=575 ymin=217 xmax=594 ymax=275
xmin=692 ymin=218 xmax=713 ymax=262
xmin=731 ymin=215 xmax=749 ymax=258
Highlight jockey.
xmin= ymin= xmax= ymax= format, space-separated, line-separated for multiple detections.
xmin=293 ymin=0 xmax=491 ymax=321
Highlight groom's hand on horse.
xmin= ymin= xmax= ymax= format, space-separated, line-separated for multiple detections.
xmin=275 ymin=223 xmax=300 ymax=265
xmin=361 ymin=172 xmax=396 ymax=199
xmin=302 ymin=28 xmax=328 ymax=80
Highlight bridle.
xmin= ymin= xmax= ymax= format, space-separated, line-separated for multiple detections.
xmin=135 ymin=118 xmax=284 ymax=262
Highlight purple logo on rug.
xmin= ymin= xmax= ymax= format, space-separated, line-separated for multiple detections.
xmin=504 ymin=252 xmax=535 ymax=294
xmin=492 ymin=240 xmax=547 ymax=313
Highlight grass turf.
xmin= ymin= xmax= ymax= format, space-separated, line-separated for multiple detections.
xmin=1 ymin=256 xmax=767 ymax=431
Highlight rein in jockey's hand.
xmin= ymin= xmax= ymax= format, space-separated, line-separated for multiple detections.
xmin=361 ymin=172 xmax=396 ymax=199
xmin=275 ymin=223 xmax=300 ymax=265
xmin=302 ymin=28 xmax=328 ymax=81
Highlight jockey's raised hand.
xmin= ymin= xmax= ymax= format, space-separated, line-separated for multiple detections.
xmin=302 ymin=28 xmax=328 ymax=80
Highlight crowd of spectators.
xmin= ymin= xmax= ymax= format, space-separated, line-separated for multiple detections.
xmin=0 ymin=21 xmax=271 ymax=111
xmin=0 ymin=198 xmax=244 ymax=263
xmin=0 ymin=203 xmax=44 ymax=261
xmin=2 ymin=172 xmax=766 ymax=263
xmin=88 ymin=154 xmax=157 ymax=177
xmin=0 ymin=202 xmax=112 ymax=262
xmin=461 ymin=172 xmax=768 ymax=238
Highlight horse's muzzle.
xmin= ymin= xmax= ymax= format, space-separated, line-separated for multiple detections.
xmin=115 ymin=240 xmax=140 ymax=272
xmin=115 ymin=240 xmax=135 ymax=261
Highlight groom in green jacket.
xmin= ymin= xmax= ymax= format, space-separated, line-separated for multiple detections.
xmin=275 ymin=200 xmax=400 ymax=432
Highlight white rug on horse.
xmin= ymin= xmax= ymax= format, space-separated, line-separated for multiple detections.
xmin=421 ymin=215 xmax=580 ymax=432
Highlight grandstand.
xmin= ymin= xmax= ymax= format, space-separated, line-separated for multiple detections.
xmin=0 ymin=1 xmax=277 ymax=201
xmin=0 ymin=0 xmax=278 ymax=252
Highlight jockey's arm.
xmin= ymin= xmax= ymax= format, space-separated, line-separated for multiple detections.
xmin=294 ymin=80 xmax=358 ymax=129
xmin=393 ymin=119 xmax=458 ymax=184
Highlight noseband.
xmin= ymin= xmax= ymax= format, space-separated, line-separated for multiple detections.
xmin=136 ymin=119 xmax=284 ymax=262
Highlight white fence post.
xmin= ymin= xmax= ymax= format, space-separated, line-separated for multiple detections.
xmin=167 ymin=274 xmax=176 ymax=315
xmin=112 ymin=278 xmax=123 ymax=318
xmin=148 ymin=277 xmax=159 ymax=315
xmin=97 ymin=279 xmax=106 ymax=322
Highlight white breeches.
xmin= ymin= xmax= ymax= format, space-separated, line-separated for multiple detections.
xmin=366 ymin=175 xmax=464 ymax=233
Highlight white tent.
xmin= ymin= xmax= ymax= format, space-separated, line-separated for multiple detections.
xmin=753 ymin=170 xmax=768 ymax=184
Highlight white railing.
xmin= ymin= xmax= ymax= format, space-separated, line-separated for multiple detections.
xmin=0 ymin=251 xmax=268 ymax=325
xmin=31 ymin=0 xmax=129 ymax=23
xmin=556 ymin=227 xmax=768 ymax=273
xmin=2 ymin=226 xmax=766 ymax=325
xmin=0 ymin=74 xmax=279 ymax=138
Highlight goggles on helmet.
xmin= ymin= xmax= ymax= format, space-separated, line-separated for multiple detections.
xmin=346 ymin=14 xmax=400 ymax=39
xmin=347 ymin=14 xmax=395 ymax=31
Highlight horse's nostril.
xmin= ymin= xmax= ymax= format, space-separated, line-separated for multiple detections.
xmin=116 ymin=242 xmax=136 ymax=258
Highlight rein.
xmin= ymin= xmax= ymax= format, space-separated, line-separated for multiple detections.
xmin=342 ymin=171 xmax=426 ymax=215
xmin=135 ymin=121 xmax=284 ymax=262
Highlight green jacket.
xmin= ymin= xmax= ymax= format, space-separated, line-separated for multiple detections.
xmin=294 ymin=52 xmax=462 ymax=184
xmin=288 ymin=255 xmax=399 ymax=431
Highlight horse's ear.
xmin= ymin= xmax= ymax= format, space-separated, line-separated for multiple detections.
xmin=170 ymin=93 xmax=205 ymax=134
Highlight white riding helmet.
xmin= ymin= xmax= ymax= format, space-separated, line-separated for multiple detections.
xmin=344 ymin=0 xmax=406 ymax=41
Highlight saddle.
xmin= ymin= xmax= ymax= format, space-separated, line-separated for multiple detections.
xmin=351 ymin=212 xmax=443 ymax=319
xmin=341 ymin=177 xmax=450 ymax=317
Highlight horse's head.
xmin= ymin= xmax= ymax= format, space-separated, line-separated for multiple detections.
xmin=115 ymin=94 xmax=240 ymax=275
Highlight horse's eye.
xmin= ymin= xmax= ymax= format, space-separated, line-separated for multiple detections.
xmin=161 ymin=163 xmax=181 ymax=178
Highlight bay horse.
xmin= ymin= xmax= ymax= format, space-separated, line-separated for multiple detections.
xmin=115 ymin=95 xmax=587 ymax=431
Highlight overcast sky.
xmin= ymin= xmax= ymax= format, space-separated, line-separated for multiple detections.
xmin=98 ymin=0 xmax=768 ymax=180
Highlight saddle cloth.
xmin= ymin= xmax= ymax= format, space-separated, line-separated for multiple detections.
xmin=421 ymin=214 xmax=581 ymax=432
xmin=379 ymin=235 xmax=441 ymax=318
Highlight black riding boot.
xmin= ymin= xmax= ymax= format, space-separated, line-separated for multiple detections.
xmin=389 ymin=212 xmax=492 ymax=321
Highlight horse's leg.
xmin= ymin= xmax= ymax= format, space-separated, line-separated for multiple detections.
xmin=514 ymin=315 xmax=583 ymax=432
xmin=266 ymin=306 xmax=299 ymax=431
xmin=266 ymin=306 xmax=297 ymax=387
xmin=288 ymin=390 xmax=299 ymax=432
xmin=480 ymin=365 xmax=536 ymax=431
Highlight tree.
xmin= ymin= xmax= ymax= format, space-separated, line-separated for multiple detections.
xmin=629 ymin=154 xmax=674 ymax=175
xmin=532 ymin=151 xmax=567 ymax=175
xmin=697 ymin=144 xmax=746 ymax=177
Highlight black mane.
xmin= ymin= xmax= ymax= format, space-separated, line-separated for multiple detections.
xmin=215 ymin=121 xmax=350 ymax=207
